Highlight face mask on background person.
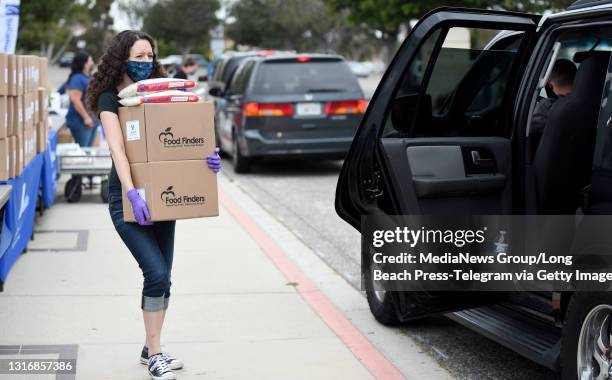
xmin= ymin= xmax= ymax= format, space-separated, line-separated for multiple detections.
xmin=127 ymin=60 xmax=153 ymax=82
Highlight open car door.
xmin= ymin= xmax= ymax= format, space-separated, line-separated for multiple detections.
xmin=336 ymin=8 xmax=541 ymax=323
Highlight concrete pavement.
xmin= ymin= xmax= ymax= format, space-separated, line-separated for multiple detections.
xmin=0 ymin=173 xmax=451 ymax=379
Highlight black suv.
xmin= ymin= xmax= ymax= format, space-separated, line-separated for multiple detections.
xmin=336 ymin=1 xmax=612 ymax=379
xmin=211 ymin=53 xmax=366 ymax=173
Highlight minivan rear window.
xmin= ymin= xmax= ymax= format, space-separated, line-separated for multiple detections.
xmin=251 ymin=60 xmax=361 ymax=95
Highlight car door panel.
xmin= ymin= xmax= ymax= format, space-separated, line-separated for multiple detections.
xmin=381 ymin=137 xmax=511 ymax=212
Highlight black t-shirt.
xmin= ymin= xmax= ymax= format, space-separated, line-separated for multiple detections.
xmin=173 ymin=69 xmax=188 ymax=80
xmin=97 ymin=88 xmax=122 ymax=193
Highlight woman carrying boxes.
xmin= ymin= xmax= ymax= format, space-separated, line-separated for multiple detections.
xmin=86 ymin=30 xmax=221 ymax=380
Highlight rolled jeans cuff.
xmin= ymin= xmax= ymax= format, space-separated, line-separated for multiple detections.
xmin=141 ymin=294 xmax=166 ymax=312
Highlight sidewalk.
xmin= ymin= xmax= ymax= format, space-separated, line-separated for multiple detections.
xmin=0 ymin=174 xmax=451 ymax=380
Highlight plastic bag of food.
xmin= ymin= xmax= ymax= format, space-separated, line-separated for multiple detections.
xmin=119 ymin=90 xmax=201 ymax=107
xmin=118 ymin=78 xmax=196 ymax=98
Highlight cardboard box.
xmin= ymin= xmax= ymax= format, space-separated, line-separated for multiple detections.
xmin=28 ymin=55 xmax=38 ymax=91
xmin=27 ymin=127 xmax=36 ymax=162
xmin=27 ymin=92 xmax=34 ymax=130
xmin=14 ymin=134 xmax=22 ymax=175
xmin=0 ymin=53 xmax=7 ymax=95
xmin=22 ymin=128 xmax=28 ymax=165
xmin=22 ymin=127 xmax=32 ymax=164
xmin=23 ymin=56 xmax=29 ymax=92
xmin=57 ymin=126 xmax=74 ymax=143
xmin=0 ymin=96 xmax=6 ymax=139
xmin=21 ymin=93 xmax=32 ymax=132
xmin=38 ymin=57 xmax=48 ymax=88
xmin=122 ymin=160 xmax=219 ymax=222
xmin=24 ymin=55 xmax=34 ymax=93
xmin=0 ymin=138 xmax=8 ymax=181
xmin=16 ymin=55 xmax=24 ymax=95
xmin=6 ymin=96 xmax=12 ymax=135
xmin=118 ymin=102 xmax=215 ymax=163
xmin=24 ymin=128 xmax=32 ymax=164
xmin=7 ymin=55 xmax=16 ymax=96
xmin=37 ymin=120 xmax=48 ymax=152
xmin=32 ymin=90 xmax=39 ymax=124
xmin=8 ymin=136 xmax=15 ymax=178
xmin=37 ymin=87 xmax=47 ymax=121
xmin=11 ymin=95 xmax=22 ymax=136
xmin=27 ymin=56 xmax=35 ymax=91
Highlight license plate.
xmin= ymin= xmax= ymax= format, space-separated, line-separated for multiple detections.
xmin=296 ymin=102 xmax=322 ymax=116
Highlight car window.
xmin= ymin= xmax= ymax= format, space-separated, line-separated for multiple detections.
xmin=250 ymin=60 xmax=361 ymax=95
xmin=212 ymin=59 xmax=226 ymax=82
xmin=222 ymin=56 xmax=250 ymax=85
xmin=594 ymin=55 xmax=612 ymax=174
xmin=383 ymin=27 xmax=525 ymax=138
xmin=227 ymin=60 xmax=255 ymax=95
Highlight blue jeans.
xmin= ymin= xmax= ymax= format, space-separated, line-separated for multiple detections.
xmin=66 ymin=115 xmax=97 ymax=147
xmin=108 ymin=189 xmax=176 ymax=311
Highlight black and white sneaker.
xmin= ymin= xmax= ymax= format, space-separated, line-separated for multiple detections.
xmin=141 ymin=346 xmax=184 ymax=370
xmin=147 ymin=352 xmax=176 ymax=380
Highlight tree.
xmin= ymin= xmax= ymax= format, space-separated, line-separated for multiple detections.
xmin=18 ymin=0 xmax=78 ymax=59
xmin=76 ymin=0 xmax=115 ymax=60
xmin=18 ymin=0 xmax=115 ymax=62
xmin=226 ymin=0 xmax=333 ymax=52
xmin=227 ymin=0 xmax=374 ymax=58
xmin=117 ymin=0 xmax=155 ymax=30
xmin=325 ymin=0 xmax=575 ymax=62
xmin=143 ymin=0 xmax=220 ymax=56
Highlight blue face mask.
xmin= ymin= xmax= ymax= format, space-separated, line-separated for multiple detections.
xmin=126 ymin=60 xmax=153 ymax=82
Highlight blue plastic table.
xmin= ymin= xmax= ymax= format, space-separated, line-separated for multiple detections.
xmin=0 ymin=153 xmax=44 ymax=288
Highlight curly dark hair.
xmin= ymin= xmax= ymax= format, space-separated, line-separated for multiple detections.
xmin=87 ymin=30 xmax=165 ymax=115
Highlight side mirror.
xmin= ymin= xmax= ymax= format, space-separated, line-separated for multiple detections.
xmin=208 ymin=87 xmax=223 ymax=98
xmin=198 ymin=74 xmax=208 ymax=82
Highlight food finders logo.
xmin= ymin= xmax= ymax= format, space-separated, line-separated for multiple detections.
xmin=158 ymin=127 xmax=205 ymax=148
xmin=160 ymin=186 xmax=206 ymax=206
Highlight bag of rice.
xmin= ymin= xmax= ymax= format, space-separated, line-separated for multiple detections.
xmin=119 ymin=90 xmax=201 ymax=107
xmin=118 ymin=78 xmax=197 ymax=98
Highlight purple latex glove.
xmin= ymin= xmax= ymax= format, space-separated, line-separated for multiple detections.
xmin=127 ymin=188 xmax=154 ymax=226
xmin=207 ymin=147 xmax=221 ymax=173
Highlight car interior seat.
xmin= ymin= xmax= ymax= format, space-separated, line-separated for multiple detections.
xmin=533 ymin=50 xmax=611 ymax=215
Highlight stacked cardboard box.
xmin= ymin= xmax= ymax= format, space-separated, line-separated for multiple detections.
xmin=118 ymin=101 xmax=218 ymax=221
xmin=0 ymin=54 xmax=49 ymax=180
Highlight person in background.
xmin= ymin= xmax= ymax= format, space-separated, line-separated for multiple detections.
xmin=531 ymin=59 xmax=577 ymax=137
xmin=65 ymin=52 xmax=97 ymax=147
xmin=173 ymin=57 xmax=197 ymax=79
xmin=87 ymin=30 xmax=221 ymax=380
xmin=162 ymin=63 xmax=176 ymax=78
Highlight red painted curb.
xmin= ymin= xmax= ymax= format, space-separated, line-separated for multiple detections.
xmin=219 ymin=190 xmax=407 ymax=380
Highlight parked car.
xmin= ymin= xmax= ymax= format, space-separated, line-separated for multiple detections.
xmin=209 ymin=50 xmax=297 ymax=94
xmin=211 ymin=53 xmax=366 ymax=173
xmin=58 ymin=52 xmax=75 ymax=68
xmin=335 ymin=1 xmax=612 ymax=379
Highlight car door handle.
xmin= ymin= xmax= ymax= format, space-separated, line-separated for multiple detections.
xmin=412 ymin=175 xmax=506 ymax=198
xmin=471 ymin=150 xmax=494 ymax=167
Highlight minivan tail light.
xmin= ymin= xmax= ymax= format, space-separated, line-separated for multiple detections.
xmin=244 ymin=102 xmax=294 ymax=117
xmin=324 ymin=99 xmax=367 ymax=115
